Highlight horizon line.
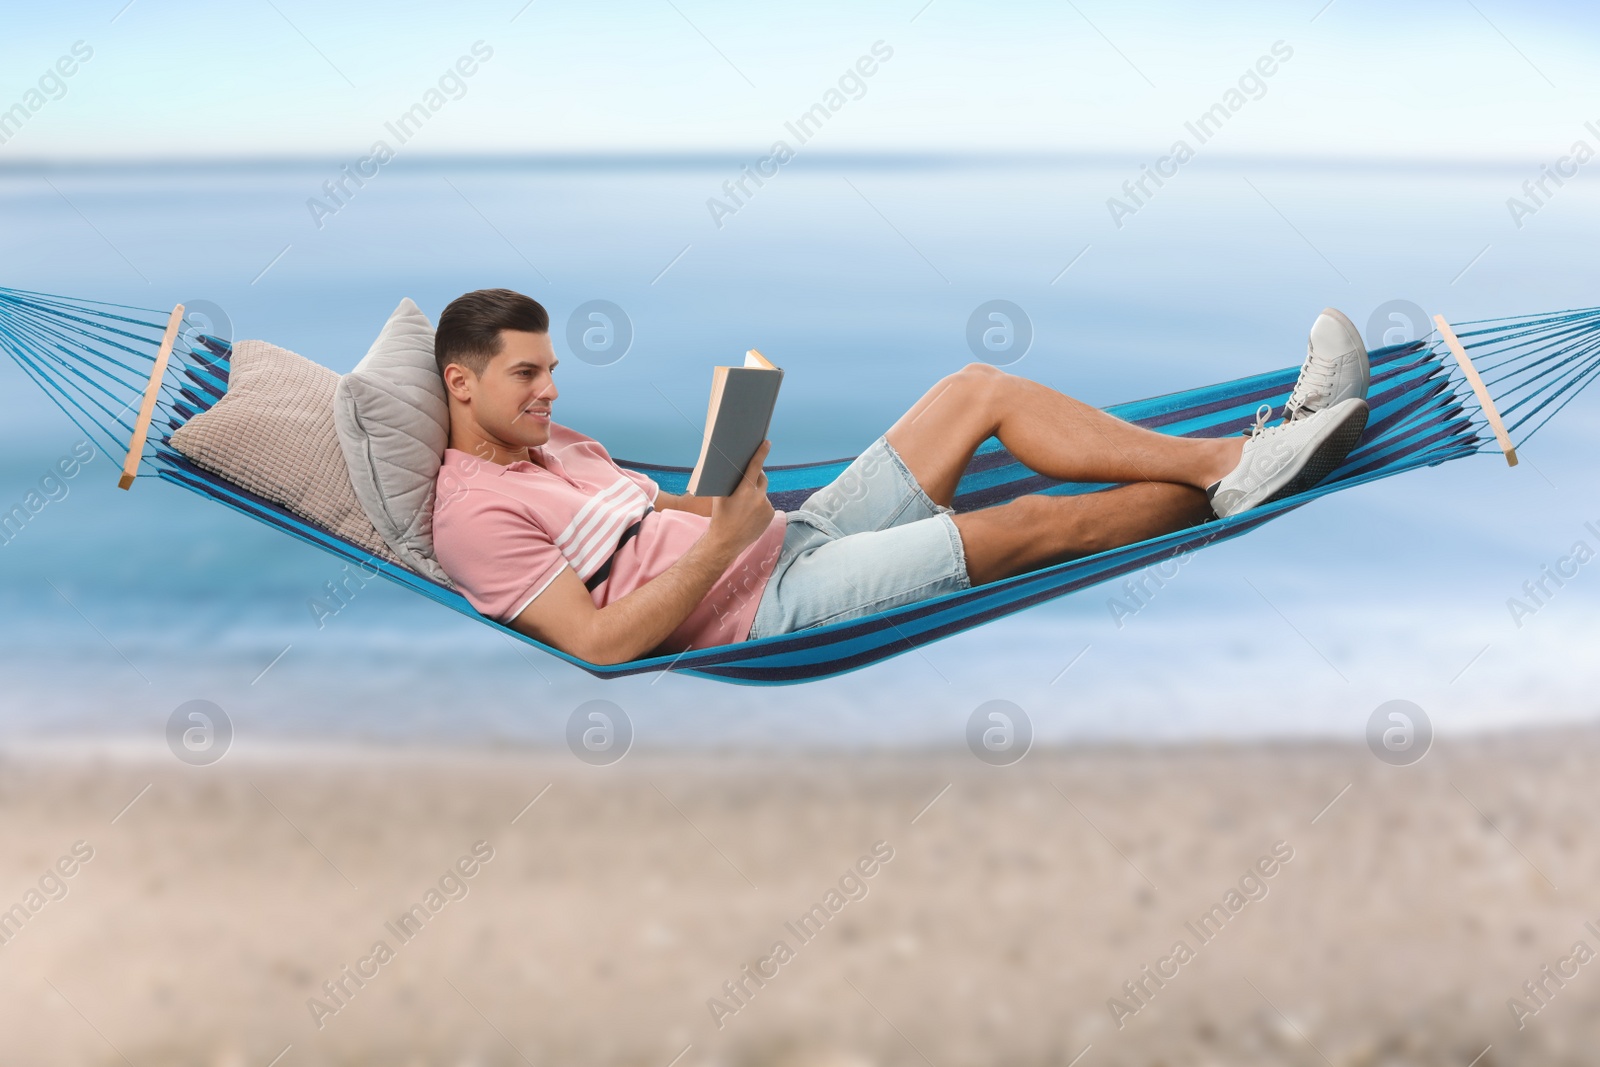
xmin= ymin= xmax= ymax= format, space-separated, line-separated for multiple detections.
xmin=0 ymin=149 xmax=1549 ymax=176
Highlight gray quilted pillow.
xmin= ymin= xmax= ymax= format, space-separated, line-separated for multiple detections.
xmin=170 ymin=340 xmax=400 ymax=567
xmin=332 ymin=299 xmax=453 ymax=586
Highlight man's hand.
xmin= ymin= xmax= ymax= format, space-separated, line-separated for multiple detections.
xmin=708 ymin=441 xmax=774 ymax=554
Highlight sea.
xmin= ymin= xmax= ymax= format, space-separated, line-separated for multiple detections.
xmin=1 ymin=153 xmax=1597 ymax=751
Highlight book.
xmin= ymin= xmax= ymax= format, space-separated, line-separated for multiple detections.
xmin=687 ymin=349 xmax=784 ymax=496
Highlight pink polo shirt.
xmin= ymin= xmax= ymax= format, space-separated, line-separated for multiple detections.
xmin=431 ymin=423 xmax=787 ymax=655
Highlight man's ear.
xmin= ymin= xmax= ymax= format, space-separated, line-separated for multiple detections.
xmin=442 ymin=362 xmax=475 ymax=403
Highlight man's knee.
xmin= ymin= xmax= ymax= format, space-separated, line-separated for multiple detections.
xmin=925 ymin=361 xmax=1004 ymax=398
xmin=941 ymin=362 xmax=1008 ymax=407
xmin=958 ymin=361 xmax=1006 ymax=381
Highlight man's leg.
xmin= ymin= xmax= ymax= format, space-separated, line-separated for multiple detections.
xmin=952 ymin=483 xmax=1213 ymax=584
xmin=882 ymin=363 xmax=1241 ymax=584
xmin=885 ymin=363 xmax=1243 ymax=506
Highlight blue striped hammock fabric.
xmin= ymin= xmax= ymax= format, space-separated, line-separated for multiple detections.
xmin=4 ymin=287 xmax=1598 ymax=685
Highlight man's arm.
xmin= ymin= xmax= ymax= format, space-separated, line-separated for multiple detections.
xmin=507 ymin=536 xmax=741 ymax=665
xmin=507 ymin=443 xmax=772 ymax=664
xmin=655 ymin=490 xmax=713 ymax=516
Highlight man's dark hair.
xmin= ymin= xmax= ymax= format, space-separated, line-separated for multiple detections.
xmin=435 ymin=289 xmax=550 ymax=380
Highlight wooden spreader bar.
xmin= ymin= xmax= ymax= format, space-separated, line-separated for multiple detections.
xmin=118 ymin=303 xmax=184 ymax=490
xmin=1434 ymin=313 xmax=1518 ymax=467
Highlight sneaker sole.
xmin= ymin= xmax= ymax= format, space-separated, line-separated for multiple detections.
xmin=1259 ymin=400 xmax=1368 ymax=508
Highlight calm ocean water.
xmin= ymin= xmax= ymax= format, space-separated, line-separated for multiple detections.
xmin=1 ymin=155 xmax=1597 ymax=749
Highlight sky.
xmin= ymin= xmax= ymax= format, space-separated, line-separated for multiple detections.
xmin=0 ymin=0 xmax=1597 ymax=162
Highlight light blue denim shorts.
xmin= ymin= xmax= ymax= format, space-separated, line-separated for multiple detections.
xmin=747 ymin=435 xmax=971 ymax=640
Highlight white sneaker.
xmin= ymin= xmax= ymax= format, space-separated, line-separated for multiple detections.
xmin=1283 ymin=307 xmax=1370 ymax=422
xmin=1208 ymin=397 xmax=1369 ymax=519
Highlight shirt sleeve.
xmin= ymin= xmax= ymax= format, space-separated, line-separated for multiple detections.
xmin=431 ymin=494 xmax=568 ymax=623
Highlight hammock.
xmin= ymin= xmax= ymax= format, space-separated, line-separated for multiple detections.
xmin=4 ymin=287 xmax=1597 ymax=685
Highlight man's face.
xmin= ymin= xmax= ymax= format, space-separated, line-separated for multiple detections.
xmin=453 ymin=330 xmax=559 ymax=450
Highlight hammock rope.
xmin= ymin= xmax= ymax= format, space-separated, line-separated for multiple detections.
xmin=5 ymin=287 xmax=1597 ymax=685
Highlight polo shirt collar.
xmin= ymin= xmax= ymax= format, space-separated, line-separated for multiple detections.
xmin=495 ymin=445 xmax=569 ymax=482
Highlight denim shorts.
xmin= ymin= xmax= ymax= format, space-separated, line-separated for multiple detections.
xmin=747 ymin=435 xmax=971 ymax=640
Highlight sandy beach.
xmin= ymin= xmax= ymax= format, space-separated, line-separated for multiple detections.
xmin=0 ymin=728 xmax=1595 ymax=1067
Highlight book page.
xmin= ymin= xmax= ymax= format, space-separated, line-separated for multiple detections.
xmin=689 ymin=366 xmax=731 ymax=494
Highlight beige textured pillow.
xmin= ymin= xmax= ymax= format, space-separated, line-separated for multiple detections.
xmin=170 ymin=340 xmax=400 ymax=567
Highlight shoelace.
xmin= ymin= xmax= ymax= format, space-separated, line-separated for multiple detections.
xmin=1244 ymin=403 xmax=1275 ymax=439
xmin=1283 ymin=341 xmax=1340 ymax=422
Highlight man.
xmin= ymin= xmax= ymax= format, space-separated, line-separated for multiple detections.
xmin=432 ymin=289 xmax=1369 ymax=665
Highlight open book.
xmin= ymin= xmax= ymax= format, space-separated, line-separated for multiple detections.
xmin=687 ymin=349 xmax=784 ymax=496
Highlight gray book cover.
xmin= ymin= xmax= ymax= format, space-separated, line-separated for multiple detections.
xmin=688 ymin=353 xmax=784 ymax=496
